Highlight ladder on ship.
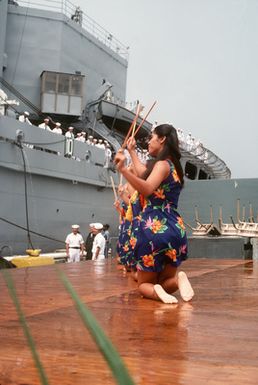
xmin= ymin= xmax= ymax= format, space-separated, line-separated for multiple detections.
xmin=0 ymin=76 xmax=41 ymax=118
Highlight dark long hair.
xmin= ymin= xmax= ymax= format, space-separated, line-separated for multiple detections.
xmin=143 ymin=124 xmax=184 ymax=186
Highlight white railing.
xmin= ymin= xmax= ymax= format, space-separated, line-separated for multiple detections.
xmin=17 ymin=0 xmax=129 ymax=60
xmin=180 ymin=143 xmax=231 ymax=179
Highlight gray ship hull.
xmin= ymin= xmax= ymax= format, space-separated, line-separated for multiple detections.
xmin=0 ymin=116 xmax=118 ymax=254
xmin=1 ymin=115 xmax=258 ymax=256
xmin=180 ymin=178 xmax=258 ymax=227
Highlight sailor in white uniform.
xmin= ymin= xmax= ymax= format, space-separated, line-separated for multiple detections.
xmin=38 ymin=118 xmax=51 ymax=131
xmin=65 ymin=224 xmax=84 ymax=263
xmin=104 ymin=143 xmax=112 ymax=168
xmin=91 ymin=223 xmax=106 ymax=260
xmin=52 ymin=122 xmax=63 ymax=134
xmin=19 ymin=111 xmax=32 ymax=125
xmin=65 ymin=126 xmax=74 ymax=157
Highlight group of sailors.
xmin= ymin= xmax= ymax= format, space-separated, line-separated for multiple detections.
xmin=13 ymin=108 xmax=209 ymax=165
xmin=150 ymin=121 xmax=207 ymax=161
xmin=17 ymin=112 xmax=113 ymax=165
xmin=176 ymin=127 xmax=208 ymax=160
xmin=65 ymin=223 xmax=110 ymax=263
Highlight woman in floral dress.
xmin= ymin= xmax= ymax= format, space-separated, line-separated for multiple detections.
xmin=115 ymin=182 xmax=141 ymax=279
xmin=114 ymin=124 xmax=194 ymax=304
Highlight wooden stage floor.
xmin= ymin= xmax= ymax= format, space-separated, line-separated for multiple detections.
xmin=1 ymin=258 xmax=258 ymax=385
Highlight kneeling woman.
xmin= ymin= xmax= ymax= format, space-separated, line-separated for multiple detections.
xmin=114 ymin=124 xmax=194 ymax=304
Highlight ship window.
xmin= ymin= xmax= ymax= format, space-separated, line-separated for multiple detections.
xmin=44 ymin=72 xmax=57 ymax=93
xmin=70 ymin=76 xmax=83 ymax=96
xmin=198 ymin=169 xmax=208 ymax=180
xmin=185 ymin=161 xmax=197 ymax=180
xmin=58 ymin=74 xmax=70 ymax=94
xmin=40 ymin=71 xmax=85 ymax=115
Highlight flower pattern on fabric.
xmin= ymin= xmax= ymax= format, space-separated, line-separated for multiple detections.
xmin=179 ymin=244 xmax=187 ymax=256
xmin=173 ymin=169 xmax=180 ymax=183
xmin=139 ymin=193 xmax=148 ymax=211
xmin=123 ymin=243 xmax=130 ymax=252
xmin=121 ymin=160 xmax=188 ymax=272
xmin=144 ymin=216 xmax=168 ymax=234
xmin=175 ymin=216 xmax=186 ymax=237
xmin=129 ymin=236 xmax=137 ymax=249
xmin=125 ymin=203 xmax=133 ymax=222
xmin=153 ymin=188 xmax=165 ymax=200
xmin=142 ymin=254 xmax=155 ymax=267
xmin=165 ymin=248 xmax=177 ymax=262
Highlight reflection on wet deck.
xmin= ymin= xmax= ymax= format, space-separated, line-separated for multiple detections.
xmin=1 ymin=258 xmax=258 ymax=385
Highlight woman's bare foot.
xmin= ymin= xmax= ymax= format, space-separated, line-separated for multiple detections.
xmin=154 ymin=284 xmax=178 ymax=304
xmin=178 ymin=271 xmax=194 ymax=301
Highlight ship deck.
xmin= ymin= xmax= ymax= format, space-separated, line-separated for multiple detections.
xmin=1 ymin=258 xmax=258 ymax=385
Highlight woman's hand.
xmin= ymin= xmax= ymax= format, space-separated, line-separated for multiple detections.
xmin=118 ymin=184 xmax=124 ymax=196
xmin=127 ymin=136 xmax=136 ymax=152
xmin=114 ymin=199 xmax=120 ymax=211
xmin=114 ymin=150 xmax=126 ymax=172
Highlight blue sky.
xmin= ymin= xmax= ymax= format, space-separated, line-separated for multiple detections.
xmin=77 ymin=0 xmax=258 ymax=178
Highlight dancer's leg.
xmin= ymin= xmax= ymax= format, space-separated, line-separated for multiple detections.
xmin=158 ymin=265 xmax=194 ymax=301
xmin=177 ymin=271 xmax=194 ymax=301
xmin=137 ymin=271 xmax=178 ymax=304
xmin=158 ymin=264 xmax=178 ymax=293
xmin=131 ymin=269 xmax=138 ymax=282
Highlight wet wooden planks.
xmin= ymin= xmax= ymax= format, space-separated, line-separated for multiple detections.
xmin=0 ymin=258 xmax=258 ymax=385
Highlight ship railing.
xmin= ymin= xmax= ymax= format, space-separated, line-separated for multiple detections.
xmin=17 ymin=0 xmax=129 ymax=60
xmin=0 ymin=116 xmax=110 ymax=169
xmin=180 ymin=142 xmax=231 ymax=179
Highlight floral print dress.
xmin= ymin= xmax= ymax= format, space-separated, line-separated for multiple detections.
xmin=116 ymin=202 xmax=129 ymax=259
xmin=119 ymin=191 xmax=143 ymax=266
xmin=125 ymin=159 xmax=188 ymax=272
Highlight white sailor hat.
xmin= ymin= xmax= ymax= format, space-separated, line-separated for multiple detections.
xmin=81 ymin=131 xmax=86 ymax=135
xmin=89 ymin=223 xmax=95 ymax=227
xmin=68 ymin=126 xmax=74 ymax=130
xmin=24 ymin=111 xmax=30 ymax=116
xmin=93 ymin=223 xmax=103 ymax=230
xmin=56 ymin=122 xmax=61 ymax=127
xmin=89 ymin=135 xmax=93 ymax=139
xmin=71 ymin=224 xmax=80 ymax=229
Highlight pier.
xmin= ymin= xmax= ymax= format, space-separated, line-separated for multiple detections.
xmin=1 ymin=258 xmax=258 ymax=384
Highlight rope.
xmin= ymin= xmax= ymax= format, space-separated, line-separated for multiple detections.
xmin=0 ymin=216 xmax=65 ymax=244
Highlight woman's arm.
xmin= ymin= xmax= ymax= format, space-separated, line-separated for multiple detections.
xmin=115 ymin=152 xmax=170 ymax=197
xmin=127 ymin=137 xmax=147 ymax=177
xmin=118 ymin=184 xmax=130 ymax=205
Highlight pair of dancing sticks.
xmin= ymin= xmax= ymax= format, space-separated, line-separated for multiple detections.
xmin=121 ymin=100 xmax=157 ymax=149
xmin=110 ymin=175 xmax=118 ymax=201
xmin=111 ymin=100 xmax=157 ymax=199
xmin=110 ymin=174 xmax=123 ymax=201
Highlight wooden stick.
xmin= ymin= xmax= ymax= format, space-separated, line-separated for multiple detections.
xmin=121 ymin=103 xmax=142 ymax=149
xmin=133 ymin=101 xmax=157 ymax=137
xmin=119 ymin=173 xmax=123 ymax=185
xmin=131 ymin=103 xmax=141 ymax=137
xmin=110 ymin=176 xmax=118 ymax=201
